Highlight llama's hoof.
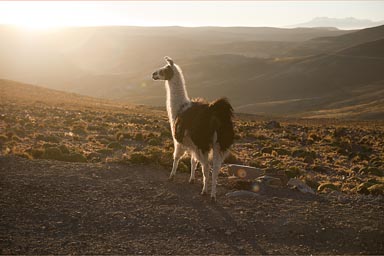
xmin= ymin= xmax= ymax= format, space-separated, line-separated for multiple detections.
xmin=188 ymin=178 xmax=195 ymax=184
xmin=210 ymin=195 xmax=217 ymax=203
xmin=168 ymin=175 xmax=175 ymax=181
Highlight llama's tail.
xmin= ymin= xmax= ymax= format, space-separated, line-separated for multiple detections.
xmin=209 ymin=98 xmax=235 ymax=151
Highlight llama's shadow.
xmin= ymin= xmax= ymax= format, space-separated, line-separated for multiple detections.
xmin=166 ymin=175 xmax=267 ymax=254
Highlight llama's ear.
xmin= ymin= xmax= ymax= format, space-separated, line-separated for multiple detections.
xmin=164 ymin=56 xmax=174 ymax=66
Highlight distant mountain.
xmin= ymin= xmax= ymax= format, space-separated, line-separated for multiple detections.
xmin=291 ymin=17 xmax=384 ymax=30
xmin=288 ymin=24 xmax=384 ymax=56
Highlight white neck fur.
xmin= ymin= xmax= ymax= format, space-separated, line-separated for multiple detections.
xmin=165 ymin=64 xmax=190 ymax=129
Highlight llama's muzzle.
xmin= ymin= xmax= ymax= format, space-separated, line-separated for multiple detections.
xmin=152 ymin=72 xmax=159 ymax=80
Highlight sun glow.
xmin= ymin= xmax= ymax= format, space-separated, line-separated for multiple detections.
xmin=13 ymin=22 xmax=66 ymax=31
xmin=0 ymin=1 xmax=384 ymax=29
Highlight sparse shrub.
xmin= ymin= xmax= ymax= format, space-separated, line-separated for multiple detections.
xmin=13 ymin=128 xmax=26 ymax=138
xmin=71 ymin=125 xmax=87 ymax=135
xmin=312 ymin=165 xmax=332 ymax=173
xmin=303 ymin=155 xmax=315 ymax=164
xmin=292 ymin=149 xmax=316 ymax=159
xmin=86 ymin=152 xmax=102 ymax=162
xmin=359 ymin=167 xmax=383 ymax=177
xmin=42 ymin=147 xmax=63 ymax=160
xmin=107 ymin=142 xmax=123 ymax=150
xmin=333 ymin=127 xmax=348 ymax=138
xmin=59 ymin=144 xmax=70 ymax=154
xmin=134 ymin=132 xmax=144 ymax=141
xmin=147 ymin=137 xmax=161 ymax=146
xmin=357 ymin=182 xmax=375 ymax=195
xmin=35 ymin=134 xmax=61 ymax=143
xmin=115 ymin=131 xmax=132 ymax=141
xmin=129 ymin=152 xmax=150 ymax=164
xmin=317 ymin=182 xmax=341 ymax=192
xmin=302 ymin=175 xmax=320 ymax=190
xmin=248 ymin=159 xmax=265 ymax=168
xmin=367 ymin=184 xmax=384 ymax=196
xmin=285 ymin=167 xmax=303 ymax=178
xmin=160 ymin=129 xmax=172 ymax=138
xmin=29 ymin=148 xmax=44 ymax=158
xmin=265 ymin=120 xmax=281 ymax=129
xmin=308 ymin=133 xmax=321 ymax=142
xmin=98 ymin=138 xmax=110 ymax=145
xmin=97 ymin=148 xmax=113 ymax=155
xmin=275 ymin=148 xmax=290 ymax=156
xmin=261 ymin=147 xmax=273 ymax=154
xmin=64 ymin=153 xmax=87 ymax=163
xmin=15 ymin=152 xmax=33 ymax=160
xmin=0 ymin=134 xmax=8 ymax=143
xmin=177 ymin=161 xmax=189 ymax=173
xmin=224 ymin=151 xmax=242 ymax=164
xmin=12 ymin=135 xmax=21 ymax=142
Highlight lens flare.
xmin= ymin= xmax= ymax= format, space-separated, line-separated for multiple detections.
xmin=236 ymin=168 xmax=247 ymax=178
xmin=252 ymin=183 xmax=261 ymax=193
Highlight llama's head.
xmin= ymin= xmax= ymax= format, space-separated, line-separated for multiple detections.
xmin=152 ymin=56 xmax=175 ymax=81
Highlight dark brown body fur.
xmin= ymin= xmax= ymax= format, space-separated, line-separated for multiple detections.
xmin=174 ymin=98 xmax=234 ymax=153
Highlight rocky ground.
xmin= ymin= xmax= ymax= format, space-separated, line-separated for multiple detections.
xmin=1 ymin=155 xmax=383 ymax=255
xmin=1 ymin=81 xmax=384 ymax=254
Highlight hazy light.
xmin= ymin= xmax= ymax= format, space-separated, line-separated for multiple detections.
xmin=0 ymin=1 xmax=383 ymax=29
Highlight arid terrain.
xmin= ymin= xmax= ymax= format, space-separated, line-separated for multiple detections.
xmin=1 ymin=79 xmax=384 ymax=254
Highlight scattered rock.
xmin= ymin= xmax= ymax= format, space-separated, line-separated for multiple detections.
xmin=255 ymin=175 xmax=282 ymax=188
xmin=287 ymin=178 xmax=315 ymax=194
xmin=227 ymin=164 xmax=264 ymax=179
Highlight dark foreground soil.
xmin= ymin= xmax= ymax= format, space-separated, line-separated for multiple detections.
xmin=1 ymin=155 xmax=383 ymax=255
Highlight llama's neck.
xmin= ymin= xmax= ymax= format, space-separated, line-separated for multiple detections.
xmin=165 ymin=65 xmax=190 ymax=126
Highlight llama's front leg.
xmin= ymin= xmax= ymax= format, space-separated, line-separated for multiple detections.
xmin=189 ymin=157 xmax=198 ymax=184
xmin=211 ymin=146 xmax=223 ymax=201
xmin=201 ymin=161 xmax=209 ymax=195
xmin=169 ymin=143 xmax=183 ymax=180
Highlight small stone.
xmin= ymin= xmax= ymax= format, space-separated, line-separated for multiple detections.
xmin=256 ymin=175 xmax=282 ymax=188
xmin=287 ymin=178 xmax=315 ymax=194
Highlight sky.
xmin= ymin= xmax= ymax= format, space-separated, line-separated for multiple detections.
xmin=0 ymin=1 xmax=383 ymax=29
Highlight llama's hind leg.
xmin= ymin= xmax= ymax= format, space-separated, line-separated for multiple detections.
xmin=169 ymin=142 xmax=183 ymax=180
xmin=189 ymin=157 xmax=198 ymax=184
xmin=201 ymin=160 xmax=209 ymax=195
xmin=211 ymin=144 xmax=223 ymax=201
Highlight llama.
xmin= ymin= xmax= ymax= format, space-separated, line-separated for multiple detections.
xmin=152 ymin=56 xmax=234 ymax=201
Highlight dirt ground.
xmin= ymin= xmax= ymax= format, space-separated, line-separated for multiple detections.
xmin=0 ymin=155 xmax=383 ymax=255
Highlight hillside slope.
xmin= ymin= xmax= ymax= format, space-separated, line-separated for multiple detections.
xmin=0 ymin=25 xmax=383 ymax=118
